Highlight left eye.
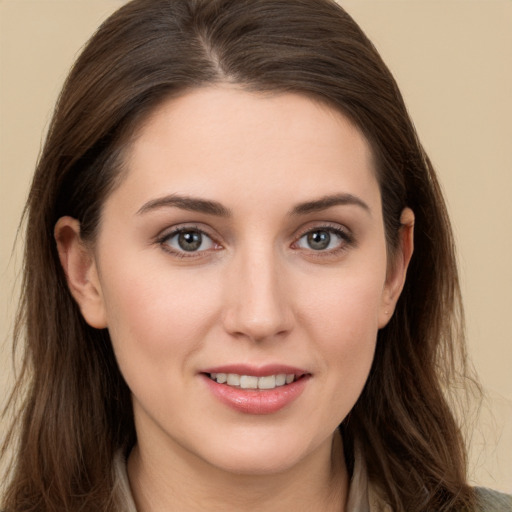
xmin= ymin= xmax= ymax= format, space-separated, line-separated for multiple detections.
xmin=163 ymin=229 xmax=216 ymax=253
xmin=295 ymin=228 xmax=346 ymax=251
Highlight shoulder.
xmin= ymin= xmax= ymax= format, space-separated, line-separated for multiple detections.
xmin=475 ymin=487 xmax=512 ymax=511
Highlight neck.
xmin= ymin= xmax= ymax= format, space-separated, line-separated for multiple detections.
xmin=127 ymin=431 xmax=348 ymax=512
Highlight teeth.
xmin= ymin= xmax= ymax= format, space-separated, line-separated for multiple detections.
xmin=257 ymin=375 xmax=276 ymax=389
xmin=240 ymin=375 xmax=258 ymax=389
xmin=275 ymin=374 xmax=286 ymax=386
xmin=210 ymin=372 xmax=297 ymax=389
xmin=227 ymin=374 xmax=240 ymax=386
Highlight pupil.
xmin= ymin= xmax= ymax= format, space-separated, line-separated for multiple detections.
xmin=307 ymin=230 xmax=330 ymax=250
xmin=178 ymin=231 xmax=202 ymax=251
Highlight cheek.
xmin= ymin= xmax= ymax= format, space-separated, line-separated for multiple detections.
xmin=299 ymin=269 xmax=385 ymax=404
xmin=301 ymin=266 xmax=385 ymax=340
xmin=99 ymin=260 xmax=222 ymax=368
xmin=98 ymin=264 xmax=226 ymax=429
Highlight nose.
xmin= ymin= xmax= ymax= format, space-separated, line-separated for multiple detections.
xmin=222 ymin=245 xmax=294 ymax=343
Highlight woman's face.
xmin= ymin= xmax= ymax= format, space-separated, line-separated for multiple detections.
xmin=63 ymin=87 xmax=411 ymax=476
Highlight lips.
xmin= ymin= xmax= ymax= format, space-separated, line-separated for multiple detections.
xmin=201 ymin=364 xmax=310 ymax=414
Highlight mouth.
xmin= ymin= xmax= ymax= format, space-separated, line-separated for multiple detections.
xmin=205 ymin=372 xmax=304 ymax=390
xmin=201 ymin=368 xmax=310 ymax=414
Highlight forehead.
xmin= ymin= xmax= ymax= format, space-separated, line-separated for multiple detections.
xmin=115 ymin=86 xmax=381 ymax=214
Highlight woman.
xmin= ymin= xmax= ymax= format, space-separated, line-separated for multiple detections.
xmin=1 ymin=0 xmax=510 ymax=510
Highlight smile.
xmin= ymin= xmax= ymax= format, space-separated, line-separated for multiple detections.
xmin=203 ymin=371 xmax=310 ymax=415
xmin=208 ymin=373 xmax=296 ymax=390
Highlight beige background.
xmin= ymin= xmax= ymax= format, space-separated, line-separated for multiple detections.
xmin=1 ymin=0 xmax=511 ymax=493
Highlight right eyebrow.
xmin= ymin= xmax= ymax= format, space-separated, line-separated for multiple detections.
xmin=136 ymin=194 xmax=232 ymax=217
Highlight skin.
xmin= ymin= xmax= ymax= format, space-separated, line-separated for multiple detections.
xmin=56 ymin=87 xmax=414 ymax=511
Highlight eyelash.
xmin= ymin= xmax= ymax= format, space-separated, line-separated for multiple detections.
xmin=156 ymin=224 xmax=354 ymax=259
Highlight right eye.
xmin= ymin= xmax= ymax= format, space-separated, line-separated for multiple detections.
xmin=161 ymin=228 xmax=218 ymax=255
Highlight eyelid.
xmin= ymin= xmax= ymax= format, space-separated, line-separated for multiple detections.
xmin=293 ymin=222 xmax=352 ymax=241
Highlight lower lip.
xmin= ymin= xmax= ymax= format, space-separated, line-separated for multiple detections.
xmin=202 ymin=374 xmax=309 ymax=415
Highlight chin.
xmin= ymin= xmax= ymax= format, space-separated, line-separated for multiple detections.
xmin=207 ymin=450 xmax=305 ymax=476
xmin=194 ymin=428 xmax=328 ymax=477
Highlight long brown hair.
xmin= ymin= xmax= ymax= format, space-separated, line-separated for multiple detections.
xmin=2 ymin=0 xmax=478 ymax=510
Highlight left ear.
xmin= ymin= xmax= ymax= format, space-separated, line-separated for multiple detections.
xmin=378 ymin=207 xmax=415 ymax=328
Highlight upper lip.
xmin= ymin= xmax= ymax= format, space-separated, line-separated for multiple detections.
xmin=201 ymin=364 xmax=309 ymax=377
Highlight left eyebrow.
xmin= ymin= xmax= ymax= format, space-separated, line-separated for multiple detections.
xmin=289 ymin=193 xmax=371 ymax=216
